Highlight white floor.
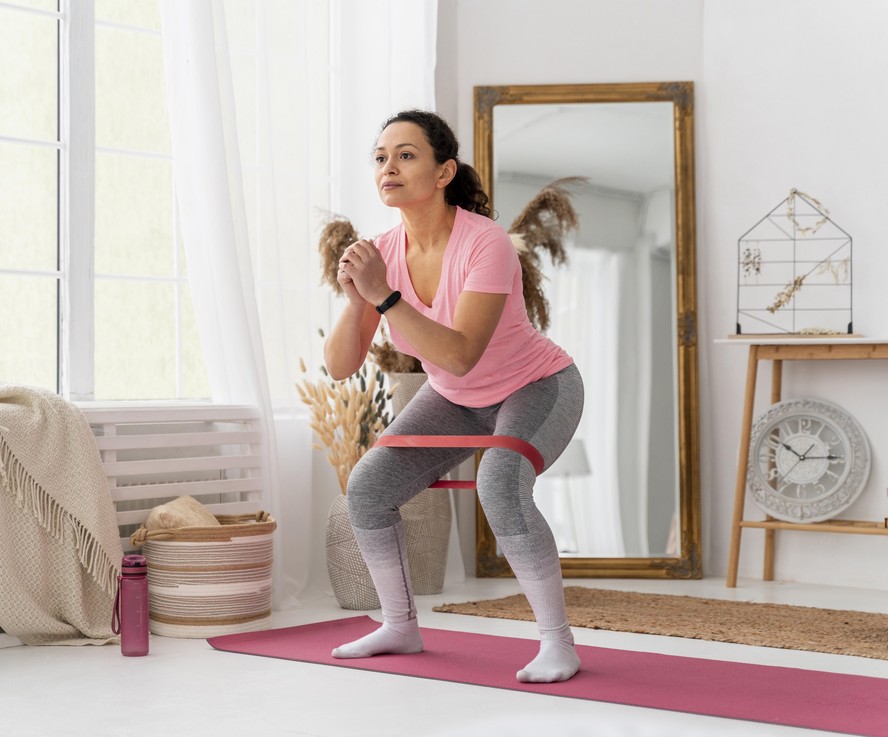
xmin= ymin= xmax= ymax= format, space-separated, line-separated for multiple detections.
xmin=1 ymin=576 xmax=886 ymax=737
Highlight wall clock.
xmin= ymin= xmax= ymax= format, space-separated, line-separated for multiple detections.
xmin=747 ymin=398 xmax=871 ymax=523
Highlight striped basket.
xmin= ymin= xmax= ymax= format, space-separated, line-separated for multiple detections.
xmin=129 ymin=512 xmax=276 ymax=639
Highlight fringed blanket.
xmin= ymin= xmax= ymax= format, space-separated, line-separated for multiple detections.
xmin=0 ymin=385 xmax=123 ymax=645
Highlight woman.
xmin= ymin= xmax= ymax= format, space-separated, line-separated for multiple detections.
xmin=325 ymin=110 xmax=584 ymax=683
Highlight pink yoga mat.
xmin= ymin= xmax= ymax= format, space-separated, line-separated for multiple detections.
xmin=208 ymin=615 xmax=888 ymax=736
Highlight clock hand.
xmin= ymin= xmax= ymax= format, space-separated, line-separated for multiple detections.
xmin=777 ymin=456 xmax=805 ymax=486
xmin=797 ymin=443 xmax=815 ymax=461
xmin=780 ymin=442 xmax=801 ymax=458
xmin=803 ymin=454 xmax=844 ymax=461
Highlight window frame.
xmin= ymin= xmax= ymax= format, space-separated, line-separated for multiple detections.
xmin=61 ymin=0 xmax=96 ymax=401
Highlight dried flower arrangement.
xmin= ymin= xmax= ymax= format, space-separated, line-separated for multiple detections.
xmin=316 ymin=177 xmax=583 ymax=372
xmin=507 ymin=177 xmax=582 ymax=333
xmin=767 ymin=275 xmax=806 ymax=314
xmin=295 ymin=355 xmax=394 ymax=493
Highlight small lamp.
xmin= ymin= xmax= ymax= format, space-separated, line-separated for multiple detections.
xmin=542 ymin=439 xmax=591 ymax=554
xmin=545 ymin=438 xmax=591 ymax=479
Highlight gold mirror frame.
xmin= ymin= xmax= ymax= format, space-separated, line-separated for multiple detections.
xmin=473 ymin=82 xmax=701 ymax=579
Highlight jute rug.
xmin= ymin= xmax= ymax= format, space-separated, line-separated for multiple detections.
xmin=433 ymin=586 xmax=888 ymax=660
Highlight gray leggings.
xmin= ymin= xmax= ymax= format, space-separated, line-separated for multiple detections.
xmin=347 ymin=364 xmax=584 ymax=580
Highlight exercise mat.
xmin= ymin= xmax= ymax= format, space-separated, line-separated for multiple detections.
xmin=208 ymin=615 xmax=888 ymax=736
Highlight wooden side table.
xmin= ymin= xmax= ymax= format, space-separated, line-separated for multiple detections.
xmin=722 ymin=338 xmax=888 ymax=588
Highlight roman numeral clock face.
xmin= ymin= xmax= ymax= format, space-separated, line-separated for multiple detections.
xmin=747 ymin=399 xmax=871 ymax=523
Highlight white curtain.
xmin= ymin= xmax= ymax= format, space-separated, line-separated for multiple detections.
xmin=332 ymin=0 xmax=465 ymax=585
xmin=537 ymin=245 xmax=654 ymax=557
xmin=159 ymin=0 xmax=450 ymax=607
xmin=332 ymin=0 xmax=439 ymax=235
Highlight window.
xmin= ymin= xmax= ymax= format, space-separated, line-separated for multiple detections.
xmin=0 ymin=1 xmax=61 ymax=393
xmin=0 ymin=0 xmax=209 ymax=401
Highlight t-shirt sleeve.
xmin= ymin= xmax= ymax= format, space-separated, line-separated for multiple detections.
xmin=462 ymin=228 xmax=517 ymax=294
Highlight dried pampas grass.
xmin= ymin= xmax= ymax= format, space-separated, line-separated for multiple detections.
xmin=368 ymin=329 xmax=423 ymax=374
xmin=318 ymin=215 xmax=359 ymax=295
xmin=508 ymin=177 xmax=584 ymax=332
xmin=508 ymin=177 xmax=584 ymax=266
xmin=296 ymin=361 xmax=394 ymax=493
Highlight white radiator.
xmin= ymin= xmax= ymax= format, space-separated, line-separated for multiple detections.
xmin=80 ymin=404 xmax=264 ymax=552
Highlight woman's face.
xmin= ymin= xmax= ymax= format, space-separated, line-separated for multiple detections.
xmin=374 ymin=121 xmax=453 ymax=210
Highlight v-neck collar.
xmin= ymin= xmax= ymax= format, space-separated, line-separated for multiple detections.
xmin=400 ymin=207 xmax=461 ymax=310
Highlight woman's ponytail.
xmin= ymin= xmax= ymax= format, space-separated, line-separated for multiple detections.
xmin=446 ymin=162 xmax=492 ymax=218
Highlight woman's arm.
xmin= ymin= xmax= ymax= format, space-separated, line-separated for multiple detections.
xmin=324 ymin=301 xmax=380 ymax=380
xmin=339 ymin=237 xmax=507 ymax=377
xmin=381 ymin=291 xmax=506 ymax=377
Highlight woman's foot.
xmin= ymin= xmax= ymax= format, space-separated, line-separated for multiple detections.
xmin=516 ymin=639 xmax=581 ymax=683
xmin=331 ymin=620 xmax=423 ymax=659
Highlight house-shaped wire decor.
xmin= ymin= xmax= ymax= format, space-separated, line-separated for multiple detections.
xmin=736 ymin=189 xmax=852 ymax=335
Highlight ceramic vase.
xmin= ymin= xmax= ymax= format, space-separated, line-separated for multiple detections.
xmin=324 ymin=372 xmax=453 ymax=609
xmin=389 ymin=372 xmax=452 ymax=596
xmin=325 ymin=493 xmax=380 ymax=610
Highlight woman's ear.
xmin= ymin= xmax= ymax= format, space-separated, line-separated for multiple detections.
xmin=437 ymin=159 xmax=457 ymax=189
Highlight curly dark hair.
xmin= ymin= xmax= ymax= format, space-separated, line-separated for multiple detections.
xmin=380 ymin=109 xmax=492 ymax=219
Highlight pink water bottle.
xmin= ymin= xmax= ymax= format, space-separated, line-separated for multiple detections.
xmin=112 ymin=554 xmax=149 ymax=656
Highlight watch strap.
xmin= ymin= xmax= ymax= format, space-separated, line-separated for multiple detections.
xmin=375 ymin=290 xmax=402 ymax=315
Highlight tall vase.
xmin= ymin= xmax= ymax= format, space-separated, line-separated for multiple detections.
xmin=324 ymin=372 xmax=453 ymax=610
xmin=325 ymin=494 xmax=380 ymax=610
xmin=390 ymin=372 xmax=452 ymax=596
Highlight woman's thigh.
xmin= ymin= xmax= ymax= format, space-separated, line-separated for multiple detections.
xmin=475 ymin=365 xmax=584 ymax=536
xmin=346 ymin=383 xmax=484 ymax=528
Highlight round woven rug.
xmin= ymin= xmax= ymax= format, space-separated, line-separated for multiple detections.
xmin=433 ymin=586 xmax=888 ymax=660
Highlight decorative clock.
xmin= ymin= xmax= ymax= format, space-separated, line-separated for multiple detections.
xmin=747 ymin=398 xmax=871 ymax=523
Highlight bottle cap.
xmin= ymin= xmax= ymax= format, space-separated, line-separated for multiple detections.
xmin=121 ymin=554 xmax=147 ymax=574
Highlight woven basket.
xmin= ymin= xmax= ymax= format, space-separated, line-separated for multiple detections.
xmin=129 ymin=511 xmax=276 ymax=639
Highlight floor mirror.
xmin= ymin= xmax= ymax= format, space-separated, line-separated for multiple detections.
xmin=473 ymin=82 xmax=701 ymax=578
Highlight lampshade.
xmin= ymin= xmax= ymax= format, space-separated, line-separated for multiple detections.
xmin=544 ymin=438 xmax=591 ymax=478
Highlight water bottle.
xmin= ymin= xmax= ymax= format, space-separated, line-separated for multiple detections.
xmin=112 ymin=554 xmax=149 ymax=656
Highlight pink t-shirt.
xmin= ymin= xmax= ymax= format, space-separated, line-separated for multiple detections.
xmin=375 ymin=206 xmax=573 ymax=408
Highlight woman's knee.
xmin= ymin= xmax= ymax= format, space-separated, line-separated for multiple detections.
xmin=344 ymin=450 xmax=399 ymax=528
xmin=476 ymin=448 xmax=531 ymax=537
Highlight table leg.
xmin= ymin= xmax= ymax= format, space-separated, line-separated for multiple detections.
xmin=727 ymin=346 xmax=760 ymax=587
xmin=763 ymin=360 xmax=783 ymax=581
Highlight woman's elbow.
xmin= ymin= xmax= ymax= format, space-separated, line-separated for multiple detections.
xmin=323 ymin=349 xmax=359 ymax=381
xmin=326 ymin=366 xmax=351 ymax=381
xmin=448 ymin=351 xmax=483 ymax=378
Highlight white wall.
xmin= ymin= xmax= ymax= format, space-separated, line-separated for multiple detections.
xmin=701 ymin=0 xmax=888 ymax=588
xmin=440 ymin=0 xmax=888 ymax=588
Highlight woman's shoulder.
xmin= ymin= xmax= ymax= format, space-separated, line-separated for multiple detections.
xmin=456 ymin=207 xmax=513 ymax=251
xmin=457 ymin=205 xmax=507 ymax=234
xmin=374 ymin=221 xmax=403 ymax=255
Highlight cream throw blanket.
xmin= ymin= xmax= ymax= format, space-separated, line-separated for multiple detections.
xmin=0 ymin=385 xmax=123 ymax=645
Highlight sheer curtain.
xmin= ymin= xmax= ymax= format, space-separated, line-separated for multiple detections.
xmin=537 ymin=245 xmax=641 ymax=557
xmin=332 ymin=0 xmax=464 ymax=586
xmin=159 ymin=0 xmax=448 ymax=607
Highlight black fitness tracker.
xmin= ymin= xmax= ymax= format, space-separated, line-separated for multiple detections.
xmin=375 ymin=290 xmax=402 ymax=314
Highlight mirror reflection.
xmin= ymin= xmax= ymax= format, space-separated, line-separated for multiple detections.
xmin=473 ymin=83 xmax=701 ymax=578
xmin=493 ymin=102 xmax=677 ymax=558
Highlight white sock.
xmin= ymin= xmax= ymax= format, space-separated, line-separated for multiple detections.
xmin=331 ymin=619 xmax=423 ymax=658
xmin=516 ymin=624 xmax=580 ymax=683
xmin=499 ymin=534 xmax=581 ymax=683
xmin=331 ymin=522 xmax=424 ymax=659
